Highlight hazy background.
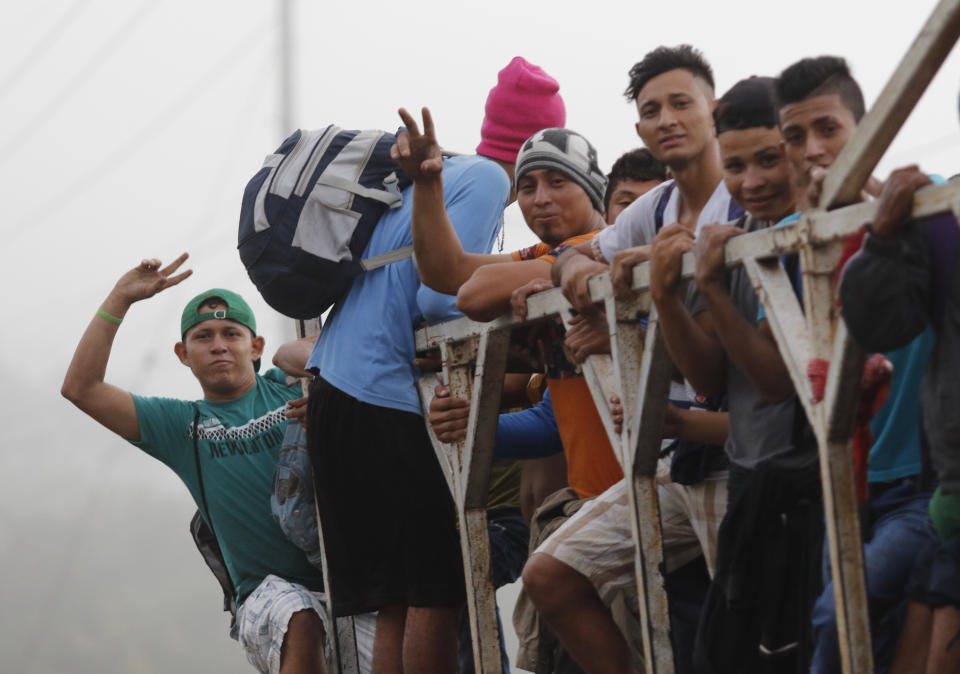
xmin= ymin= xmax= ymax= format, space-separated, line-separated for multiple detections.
xmin=3 ymin=0 xmax=960 ymax=671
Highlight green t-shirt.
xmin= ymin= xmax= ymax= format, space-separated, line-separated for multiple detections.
xmin=131 ymin=368 xmax=324 ymax=604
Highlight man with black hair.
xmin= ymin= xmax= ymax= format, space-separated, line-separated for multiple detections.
xmin=553 ymin=43 xmax=735 ymax=310
xmin=305 ymin=56 xmax=567 ymax=674
xmin=60 ymin=256 xmax=363 ymax=674
xmin=604 ymin=148 xmax=668 ymax=224
xmin=526 ymin=44 xmax=742 ymax=674
xmin=776 ymin=55 xmax=878 ymax=208
xmin=647 ymin=75 xmax=824 ymax=673
xmin=755 ymin=56 xmax=937 ymax=674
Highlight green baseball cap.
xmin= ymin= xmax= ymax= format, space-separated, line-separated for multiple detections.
xmin=180 ymin=289 xmax=260 ymax=371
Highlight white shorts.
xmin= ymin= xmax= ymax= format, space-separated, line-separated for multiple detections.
xmin=236 ymin=574 xmax=377 ymax=674
xmin=536 ymin=459 xmax=728 ymax=608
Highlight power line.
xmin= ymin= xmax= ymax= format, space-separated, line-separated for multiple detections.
xmin=0 ymin=0 xmax=93 ymax=102
xmin=0 ymin=0 xmax=157 ymax=160
xmin=6 ymin=21 xmax=269 ymax=242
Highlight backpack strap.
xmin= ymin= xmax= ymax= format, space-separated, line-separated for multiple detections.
xmin=360 ymin=245 xmax=414 ymax=271
xmin=192 ymin=407 xmax=215 ymax=528
xmin=654 ymin=182 xmax=677 ymax=232
xmin=727 ymin=197 xmax=746 ymax=221
xmin=190 ymin=407 xmax=238 ymax=626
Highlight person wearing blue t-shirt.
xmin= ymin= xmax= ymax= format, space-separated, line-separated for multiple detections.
xmin=303 ymin=56 xmax=568 ymax=673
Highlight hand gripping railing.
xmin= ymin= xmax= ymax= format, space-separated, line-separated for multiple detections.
xmin=412 ymin=1 xmax=960 ymax=671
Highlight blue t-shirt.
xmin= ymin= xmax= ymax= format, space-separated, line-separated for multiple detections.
xmin=494 ymin=389 xmax=564 ymax=460
xmin=130 ymin=368 xmax=323 ymax=604
xmin=307 ymin=155 xmax=509 ymax=414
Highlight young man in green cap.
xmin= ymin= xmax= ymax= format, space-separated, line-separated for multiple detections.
xmin=61 ymin=254 xmax=364 ymax=674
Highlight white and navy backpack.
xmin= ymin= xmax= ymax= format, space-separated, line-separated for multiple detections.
xmin=238 ymin=125 xmax=416 ymax=319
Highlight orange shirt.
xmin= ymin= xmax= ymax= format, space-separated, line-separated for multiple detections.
xmin=511 ymin=229 xmax=623 ymax=498
xmin=511 ymin=232 xmax=599 ymax=264
xmin=547 ymin=377 xmax=624 ymax=498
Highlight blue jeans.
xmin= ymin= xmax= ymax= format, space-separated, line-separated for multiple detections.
xmin=457 ymin=507 xmax=530 ymax=674
xmin=810 ymin=480 xmax=937 ymax=674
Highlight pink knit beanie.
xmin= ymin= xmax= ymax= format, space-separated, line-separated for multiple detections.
xmin=476 ymin=56 xmax=566 ymax=164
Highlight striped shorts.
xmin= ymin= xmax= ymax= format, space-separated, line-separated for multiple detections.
xmin=536 ymin=458 xmax=728 ymax=608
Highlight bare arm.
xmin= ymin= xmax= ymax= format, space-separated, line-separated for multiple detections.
xmin=272 ymin=334 xmax=319 ymax=379
xmin=392 ymin=107 xmax=510 ymax=294
xmin=553 ymin=243 xmax=609 ymax=315
xmin=694 ymin=225 xmax=794 ymax=402
xmin=457 ymin=258 xmax=554 ymax=322
xmin=670 ymin=408 xmax=729 ymax=446
xmin=61 ymin=255 xmax=192 ymax=441
xmin=649 ymin=224 xmax=725 ymax=397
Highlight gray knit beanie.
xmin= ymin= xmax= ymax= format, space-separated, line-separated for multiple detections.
xmin=515 ymin=128 xmax=607 ymax=212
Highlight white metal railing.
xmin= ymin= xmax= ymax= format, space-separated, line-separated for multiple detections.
xmin=407 ymin=2 xmax=960 ymax=672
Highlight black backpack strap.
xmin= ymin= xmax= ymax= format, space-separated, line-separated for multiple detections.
xmin=654 ymin=182 xmax=677 ymax=232
xmin=190 ymin=406 xmax=238 ymax=625
xmin=192 ymin=407 xmax=214 ymax=526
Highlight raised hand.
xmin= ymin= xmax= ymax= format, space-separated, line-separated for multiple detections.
xmin=113 ymin=253 xmax=192 ymax=305
xmin=391 ymin=107 xmax=443 ymax=183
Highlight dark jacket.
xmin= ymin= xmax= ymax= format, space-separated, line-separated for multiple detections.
xmin=839 ymin=213 xmax=960 ymax=492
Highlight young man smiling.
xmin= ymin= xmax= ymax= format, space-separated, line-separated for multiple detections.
xmin=645 ymin=76 xmax=822 ymax=672
xmin=773 ymin=55 xmax=938 ymax=674
xmin=61 ymin=255 xmax=339 ymax=674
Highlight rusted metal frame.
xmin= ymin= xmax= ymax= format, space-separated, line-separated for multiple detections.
xmin=740 ymin=258 xmax=816 ymax=419
xmin=615 ymin=304 xmax=675 ymax=674
xmin=438 ymin=332 xmax=509 ymax=674
xmin=415 ymin=280 xmax=618 ymax=351
xmin=789 ymin=5 xmax=960 ymax=658
xmin=405 ymin=176 xmax=960 ymax=672
xmin=416 ymin=373 xmax=459 ymax=499
xmin=458 ymin=331 xmax=509 ymax=674
xmin=798 ymin=235 xmax=874 ymax=674
xmin=293 ymin=318 xmax=361 ymax=674
xmin=587 ymin=278 xmax=674 ymax=674
xmin=817 ymin=0 xmax=960 ymax=210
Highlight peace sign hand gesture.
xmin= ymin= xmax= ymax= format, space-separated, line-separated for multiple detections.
xmin=112 ymin=253 xmax=193 ymax=306
xmin=391 ymin=107 xmax=443 ymax=183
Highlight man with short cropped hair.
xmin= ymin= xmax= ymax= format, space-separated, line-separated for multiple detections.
xmin=773 ymin=55 xmax=938 ymax=674
xmin=603 ymin=148 xmax=668 ymax=224
xmin=531 ymin=45 xmax=740 ymax=674
xmin=61 ymin=256 xmax=349 ymax=674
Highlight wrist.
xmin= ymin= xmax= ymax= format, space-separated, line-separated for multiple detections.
xmin=868 ymin=218 xmax=900 ymax=239
xmin=413 ymin=173 xmax=444 ymax=189
xmin=696 ymin=278 xmax=727 ymax=299
xmin=652 ymin=292 xmax=686 ymax=318
xmin=102 ymin=291 xmax=133 ymax=319
xmin=650 ymin=285 xmax=682 ymax=307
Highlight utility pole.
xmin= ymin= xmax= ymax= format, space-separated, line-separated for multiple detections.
xmin=277 ymin=3 xmax=360 ymax=672
xmin=278 ymin=0 xmax=293 ymax=135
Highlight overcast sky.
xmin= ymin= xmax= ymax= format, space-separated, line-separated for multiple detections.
xmin=3 ymin=0 xmax=960 ymax=671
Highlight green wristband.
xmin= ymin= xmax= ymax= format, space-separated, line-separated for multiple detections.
xmin=97 ymin=307 xmax=123 ymax=326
